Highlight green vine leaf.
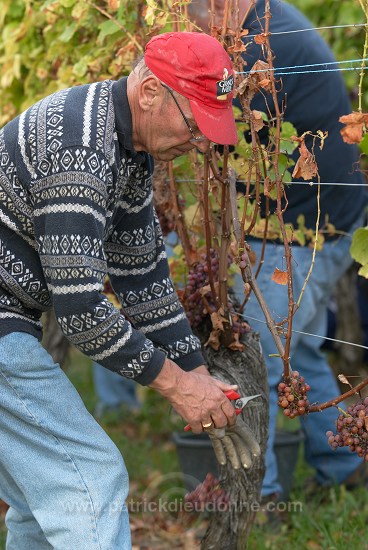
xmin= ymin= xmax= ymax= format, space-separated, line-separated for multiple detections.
xmin=145 ymin=0 xmax=158 ymax=26
xmin=98 ymin=19 xmax=120 ymax=43
xmin=59 ymin=0 xmax=77 ymax=7
xmin=279 ymin=121 xmax=298 ymax=155
xmin=351 ymin=226 xmax=368 ymax=278
xmin=59 ymin=22 xmax=77 ymax=42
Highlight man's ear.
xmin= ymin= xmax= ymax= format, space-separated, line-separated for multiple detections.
xmin=139 ymin=76 xmax=162 ymax=111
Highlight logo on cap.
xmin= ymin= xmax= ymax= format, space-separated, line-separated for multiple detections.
xmin=216 ymin=68 xmax=234 ymax=100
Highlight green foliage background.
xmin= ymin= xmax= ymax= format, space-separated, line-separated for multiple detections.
xmin=291 ymin=0 xmax=368 ymax=109
xmin=2 ymin=0 xmax=367 ymax=124
xmin=0 ymin=0 xmax=147 ymax=126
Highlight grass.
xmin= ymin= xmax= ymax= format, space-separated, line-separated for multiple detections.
xmin=1 ymin=350 xmax=368 ymax=549
xmin=248 ymin=459 xmax=368 ymax=549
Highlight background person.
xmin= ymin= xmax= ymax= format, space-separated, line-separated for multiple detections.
xmin=188 ymin=0 xmax=368 ymax=500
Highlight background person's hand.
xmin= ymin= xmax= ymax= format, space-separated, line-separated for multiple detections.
xmin=205 ymin=416 xmax=261 ymax=469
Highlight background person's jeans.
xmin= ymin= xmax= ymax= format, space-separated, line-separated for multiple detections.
xmin=93 ymin=362 xmax=140 ymax=412
xmin=233 ymin=221 xmax=364 ymax=496
xmin=0 ymin=332 xmax=131 ymax=550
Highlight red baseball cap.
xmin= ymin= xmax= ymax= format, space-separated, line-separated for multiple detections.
xmin=144 ymin=32 xmax=238 ymax=145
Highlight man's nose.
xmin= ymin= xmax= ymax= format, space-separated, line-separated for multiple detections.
xmin=194 ymin=139 xmax=210 ymax=153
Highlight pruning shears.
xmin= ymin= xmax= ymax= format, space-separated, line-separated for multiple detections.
xmin=183 ymin=390 xmax=262 ymax=432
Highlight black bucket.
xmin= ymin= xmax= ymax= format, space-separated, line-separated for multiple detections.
xmin=172 ymin=428 xmax=304 ymax=498
xmin=172 ymin=432 xmax=218 ymax=491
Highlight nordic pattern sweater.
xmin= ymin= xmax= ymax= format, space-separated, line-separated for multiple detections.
xmin=0 ymin=77 xmax=204 ymax=384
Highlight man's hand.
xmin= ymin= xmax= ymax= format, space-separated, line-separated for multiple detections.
xmin=205 ymin=417 xmax=261 ymax=469
xmin=149 ymin=359 xmax=238 ymax=433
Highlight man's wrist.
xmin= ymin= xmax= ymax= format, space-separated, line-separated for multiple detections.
xmin=148 ymin=357 xmax=183 ymax=395
xmin=191 ymin=365 xmax=209 ymax=376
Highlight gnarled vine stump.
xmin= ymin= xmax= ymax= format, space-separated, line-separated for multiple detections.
xmin=199 ymin=331 xmax=269 ymax=549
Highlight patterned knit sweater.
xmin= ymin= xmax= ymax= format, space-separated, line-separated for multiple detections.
xmin=0 ymin=77 xmax=204 ymax=384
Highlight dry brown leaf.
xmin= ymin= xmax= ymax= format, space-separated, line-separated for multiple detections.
xmin=258 ymin=78 xmax=272 ymax=92
xmin=251 ymin=60 xmax=270 ymax=81
xmin=228 ymin=332 xmax=245 ymax=351
xmin=199 ymin=284 xmax=211 ymax=296
xmin=183 ymin=529 xmax=199 ymax=550
xmin=205 ymin=329 xmax=221 ymax=350
xmin=130 ymin=518 xmax=150 ymax=531
xmin=236 ymin=60 xmax=269 ymax=99
xmin=340 ymin=124 xmax=364 ymax=144
xmin=210 ymin=26 xmax=222 ymax=39
xmin=272 ymin=267 xmax=288 ymax=285
xmin=263 ymin=175 xmax=273 ymax=196
xmin=252 ymin=109 xmax=264 ymax=132
xmin=337 ymin=374 xmax=352 ymax=387
xmin=210 ymin=311 xmax=225 ymax=331
xmin=254 ymin=33 xmax=268 ymax=44
xmin=292 ymin=138 xmax=318 ymax=180
xmin=325 ymin=222 xmax=336 ymax=236
xmin=339 ymin=111 xmax=368 ymax=144
xmin=339 ymin=111 xmax=368 ymax=125
xmin=228 ymin=38 xmax=247 ymax=53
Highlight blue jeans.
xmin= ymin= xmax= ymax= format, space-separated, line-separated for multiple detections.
xmin=0 ymin=332 xmax=131 ymax=549
xmin=233 ymin=222 xmax=363 ymax=496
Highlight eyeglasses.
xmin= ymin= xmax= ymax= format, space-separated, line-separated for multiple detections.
xmin=161 ymin=83 xmax=208 ymax=143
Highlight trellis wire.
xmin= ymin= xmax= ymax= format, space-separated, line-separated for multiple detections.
xmin=173 ymin=179 xmax=367 ymax=187
xmin=259 ymin=66 xmax=368 ymax=76
xmin=246 ymin=22 xmax=368 ymax=38
xmin=236 ymin=58 xmax=368 ymax=76
xmin=239 ymin=312 xmax=368 ymax=351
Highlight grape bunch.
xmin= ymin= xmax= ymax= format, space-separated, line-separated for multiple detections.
xmin=184 ymin=473 xmax=230 ymax=513
xmin=277 ymin=371 xmax=311 ymax=418
xmin=181 ymin=250 xmax=250 ymax=335
xmin=326 ymin=397 xmax=368 ymax=460
xmin=182 ymin=250 xmax=219 ymax=328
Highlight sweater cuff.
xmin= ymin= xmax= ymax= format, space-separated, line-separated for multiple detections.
xmin=175 ymin=350 xmax=207 ymax=372
xmin=133 ymin=347 xmax=167 ymax=386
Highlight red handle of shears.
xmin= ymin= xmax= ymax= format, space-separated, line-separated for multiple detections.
xmin=183 ymin=390 xmax=241 ymax=432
